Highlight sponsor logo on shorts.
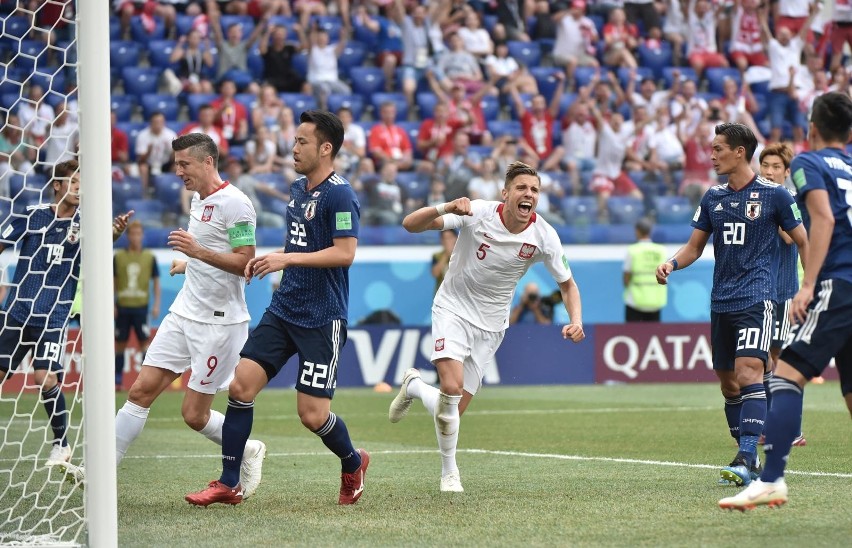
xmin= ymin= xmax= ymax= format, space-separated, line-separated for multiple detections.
xmin=201 ymin=205 xmax=214 ymax=222
xmin=435 ymin=338 xmax=445 ymax=351
xmin=518 ymin=243 xmax=537 ymax=259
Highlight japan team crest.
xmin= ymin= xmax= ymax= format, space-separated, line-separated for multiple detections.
xmin=305 ymin=200 xmax=317 ymax=221
xmin=518 ymin=243 xmax=537 ymax=259
xmin=66 ymin=222 xmax=80 ymax=244
xmin=435 ymin=338 xmax=445 ymax=351
xmin=201 ymin=204 xmax=214 ymax=222
xmin=745 ymin=201 xmax=761 ymax=220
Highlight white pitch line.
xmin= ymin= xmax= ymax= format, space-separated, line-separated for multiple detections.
xmin=113 ymin=448 xmax=852 ymax=479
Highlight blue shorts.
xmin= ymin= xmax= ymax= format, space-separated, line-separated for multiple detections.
xmin=780 ymin=278 xmax=852 ymax=395
xmin=710 ymin=301 xmax=774 ymax=371
xmin=0 ymin=315 xmax=67 ymax=375
xmin=115 ymin=306 xmax=150 ymax=343
xmin=771 ymin=298 xmax=792 ymax=350
xmin=240 ymin=310 xmax=347 ymax=399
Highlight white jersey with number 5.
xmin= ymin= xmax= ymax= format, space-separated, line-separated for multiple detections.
xmin=436 ymin=200 xmax=572 ymax=332
xmin=170 ymin=182 xmax=257 ymax=325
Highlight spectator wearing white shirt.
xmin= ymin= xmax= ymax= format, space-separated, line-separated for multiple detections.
xmin=457 ymin=9 xmax=493 ymax=58
xmin=627 ymin=72 xmax=670 ymax=113
xmin=135 ymin=112 xmax=177 ymax=195
xmin=434 ymin=32 xmax=486 ymax=94
xmin=42 ymin=101 xmax=78 ymax=167
xmin=670 ymin=78 xmax=709 ymax=137
xmin=306 ymin=26 xmax=350 ymax=111
xmin=560 ymin=102 xmax=597 ymax=196
xmin=485 ymin=42 xmax=538 ymax=98
xmin=244 ymin=125 xmax=278 ymax=175
xmin=644 ymin=107 xmax=685 ymax=194
xmin=335 ymin=106 xmax=366 ymax=179
xmin=589 ymin=105 xmax=642 ymax=221
xmin=467 ymin=157 xmax=502 ymax=201
xmin=553 ymin=0 xmax=600 ymax=84
xmin=17 ymin=85 xmax=54 ymax=146
xmin=662 ymin=0 xmax=688 ymax=66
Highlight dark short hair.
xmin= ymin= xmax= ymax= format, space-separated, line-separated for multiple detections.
xmin=714 ymin=122 xmax=758 ymax=161
xmin=635 ymin=217 xmax=654 ymax=237
xmin=811 ymin=92 xmax=852 ymax=143
xmin=172 ymin=132 xmax=220 ymax=168
xmin=504 ymin=161 xmax=540 ymax=189
xmin=300 ymin=109 xmax=344 ymax=158
xmin=53 ymin=159 xmax=79 ymax=181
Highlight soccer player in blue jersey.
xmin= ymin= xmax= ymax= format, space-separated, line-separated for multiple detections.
xmin=185 ymin=110 xmax=369 ymax=507
xmin=758 ymin=143 xmax=806 ymax=447
xmin=720 ymin=92 xmax=852 ymax=510
xmin=656 ymin=123 xmax=809 ymax=488
xmin=0 ymin=160 xmax=132 ymax=468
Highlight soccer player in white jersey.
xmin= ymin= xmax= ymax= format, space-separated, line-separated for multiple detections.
xmin=69 ymin=134 xmax=267 ymax=497
xmin=388 ymin=161 xmax=585 ymax=492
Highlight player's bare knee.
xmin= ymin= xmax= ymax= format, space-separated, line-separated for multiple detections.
xmin=181 ymin=407 xmax=207 ymax=431
xmin=127 ymin=382 xmax=157 ymax=408
xmin=227 ymin=379 xmax=256 ymax=404
xmin=297 ymin=408 xmax=324 ymax=431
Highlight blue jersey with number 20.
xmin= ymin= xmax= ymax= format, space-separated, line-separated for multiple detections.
xmin=692 ymin=174 xmax=801 ymax=313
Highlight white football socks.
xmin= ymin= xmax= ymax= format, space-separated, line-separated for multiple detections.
xmin=115 ymin=401 xmax=150 ymax=465
xmin=435 ymin=393 xmax=461 ymax=476
xmin=407 ymin=377 xmax=440 ymax=417
xmin=199 ymin=410 xmax=225 ymax=445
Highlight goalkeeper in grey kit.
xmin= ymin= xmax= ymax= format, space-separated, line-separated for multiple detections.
xmin=0 ymin=160 xmax=132 ymax=468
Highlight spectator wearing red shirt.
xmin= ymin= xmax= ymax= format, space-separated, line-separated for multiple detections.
xmin=686 ymin=0 xmax=729 ymax=77
xmin=728 ymin=0 xmax=768 ymax=73
xmin=181 ymin=104 xmax=229 ymax=156
xmin=602 ymin=8 xmax=639 ymax=69
xmin=426 ymin=74 xmax=494 ymax=146
xmin=368 ymin=101 xmax=414 ymax=171
xmin=210 ymin=79 xmax=249 ymax=146
xmin=510 ymin=71 xmax=567 ymax=171
xmin=679 ymin=119 xmax=716 ymax=207
xmin=416 ymin=103 xmax=465 ymax=165
xmin=111 ymin=110 xmax=129 ymax=175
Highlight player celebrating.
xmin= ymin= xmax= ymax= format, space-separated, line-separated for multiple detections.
xmin=656 ymin=123 xmax=808 ymax=488
xmin=103 ymin=133 xmax=266 ymax=498
xmin=185 ymin=110 xmax=368 ymax=507
xmin=388 ymin=161 xmax=585 ymax=492
xmin=757 ymin=143 xmax=806 ymax=446
xmin=720 ymin=92 xmax=852 ymax=510
xmin=0 ymin=160 xmax=132 ymax=468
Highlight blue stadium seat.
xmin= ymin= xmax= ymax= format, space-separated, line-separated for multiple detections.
xmin=574 ymin=67 xmax=610 ymax=89
xmin=140 ymin=94 xmax=180 ymax=120
xmin=111 ymin=95 xmax=137 ymax=122
xmin=530 ymin=67 xmax=564 ymax=102
xmin=113 ymin=178 xmax=145 ymax=207
xmin=560 ymin=196 xmax=598 ymax=226
xmin=662 ymin=66 xmax=698 ymax=88
xmin=0 ymin=68 xmax=25 ymax=97
xmin=2 ymin=16 xmax=30 ymax=39
xmin=147 ymin=40 xmax=177 ymax=69
xmin=327 ymin=94 xmax=365 ymax=119
xmin=607 ymin=196 xmax=645 ymax=224
xmin=637 ymin=41 xmax=673 ymax=80
xmin=234 ymin=92 xmax=256 ymax=113
xmin=256 ymin=227 xmax=285 ymax=247
xmin=507 ymin=41 xmax=541 ymax=67
xmin=130 ymin=15 xmax=166 ymax=42
xmin=269 ymin=15 xmax=297 ymax=28
xmin=349 ymin=67 xmax=385 ymax=100
xmin=186 ymin=93 xmax=218 ymax=119
xmin=313 ymin=15 xmax=343 ymax=41
xmin=653 ymin=195 xmax=693 ymax=224
xmin=247 ymin=48 xmax=264 ymax=79
xmin=508 ymin=93 xmax=533 ymax=120
xmin=110 ymin=41 xmax=142 ymax=69
xmin=219 ymin=15 xmax=255 ymax=38
xmin=115 ymin=122 xmax=147 ymax=159
xmin=0 ymin=92 xmax=20 ymax=111
xmin=487 ymin=120 xmax=522 ymax=139
xmin=30 ymin=69 xmax=66 ymax=95
xmin=479 ymin=95 xmax=500 ymax=121
xmin=415 ymin=92 xmax=438 ymax=119
xmin=397 ymin=122 xmax=421 ymax=154
xmin=616 ymin=66 xmax=654 ymax=90
xmin=588 ymin=14 xmax=605 ymax=36
xmin=371 ymin=92 xmax=408 ymax=121
xmin=9 ymin=173 xmax=48 ymax=199
xmin=338 ymin=41 xmax=367 ymax=78
xmin=704 ymin=67 xmax=741 ymax=95
xmin=153 ymin=174 xmax=184 ymax=213
xmin=126 ymin=199 xmax=165 ymax=228
xmin=397 ymin=171 xmax=429 ymax=201
xmin=291 ymin=51 xmax=308 ymax=78
xmin=175 ymin=14 xmax=195 ymax=36
xmin=16 ymin=40 xmax=51 ymax=72
xmin=558 ymin=92 xmax=579 ymax=118
xmin=221 ymin=69 xmax=254 ymax=91
xmin=122 ymin=67 xmax=161 ymax=97
xmin=278 ymin=93 xmax=317 ymax=116
xmin=468 ymin=145 xmax=493 ymax=158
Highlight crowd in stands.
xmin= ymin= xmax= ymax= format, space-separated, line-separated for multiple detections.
xmin=2 ymin=0 xmax=852 ymax=245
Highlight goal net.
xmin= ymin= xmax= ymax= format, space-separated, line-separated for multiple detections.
xmin=0 ymin=1 xmax=115 ymax=545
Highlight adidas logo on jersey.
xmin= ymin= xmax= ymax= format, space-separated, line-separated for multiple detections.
xmin=714 ymin=203 xmax=723 ymax=211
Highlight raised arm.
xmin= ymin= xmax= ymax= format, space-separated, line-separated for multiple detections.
xmin=548 ymin=72 xmax=566 ymax=117
xmin=402 ymin=198 xmax=472 ymax=233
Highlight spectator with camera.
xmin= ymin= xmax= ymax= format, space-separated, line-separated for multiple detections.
xmin=510 ymin=282 xmax=559 ymax=325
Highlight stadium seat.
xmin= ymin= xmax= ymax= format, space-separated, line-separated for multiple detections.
xmin=153 ymin=174 xmax=184 ymax=213
xmin=291 ymin=51 xmax=308 ymax=78
xmin=16 ymin=40 xmax=51 ymax=72
xmin=110 ymin=95 xmax=137 ymax=121
xmin=221 ymin=69 xmax=254 ymax=91
xmin=607 ymin=196 xmax=645 ymax=224
xmin=337 ymin=41 xmax=367 ymax=78
xmin=140 ymin=94 xmax=180 ymax=120
xmin=9 ymin=173 xmax=48 ymax=199
xmin=616 ymin=66 xmax=654 ymax=90
xmin=653 ymin=195 xmax=694 ymax=224
xmin=507 ymin=41 xmax=541 ymax=67
xmin=479 ymin=95 xmax=500 ymax=121
xmin=560 ymin=196 xmax=598 ymax=226
xmin=487 ymin=120 xmax=522 ymax=139
xmin=116 ymin=122 xmax=147 ymax=159
xmin=186 ymin=93 xmax=218 ymax=119
xmin=30 ymin=69 xmax=66 ymax=95
xmin=468 ymin=145 xmax=493 ymax=158
xmin=256 ymin=226 xmax=285 ymax=247
xmin=278 ymin=93 xmax=317 ymax=116
xmin=371 ymin=92 xmax=408 ymax=121
xmin=662 ymin=66 xmax=698 ymax=88
xmin=637 ymin=41 xmax=673 ymax=79
xmin=349 ymin=67 xmax=385 ymax=100
xmin=704 ymin=67 xmax=741 ymax=95
xmin=558 ymin=92 xmax=578 ymax=118
xmin=269 ymin=15 xmax=297 ymax=28
xmin=397 ymin=171 xmax=429 ymax=201
xmin=122 ymin=67 xmax=161 ymax=97
xmin=508 ymin=93 xmax=534 ymax=120
xmin=415 ymin=92 xmax=438 ymax=119
xmin=130 ymin=15 xmax=166 ymax=42
xmin=397 ymin=121 xmax=421 ymax=153
xmin=113 ymin=178 xmax=145 ymax=208
xmin=530 ymin=67 xmax=563 ymax=102
xmin=125 ymin=199 xmax=165 ymax=228
xmin=219 ymin=15 xmax=255 ymax=38
xmin=2 ymin=16 xmax=30 ymax=39
xmin=147 ymin=40 xmax=177 ymax=69
xmin=110 ymin=41 xmax=142 ymax=70
xmin=588 ymin=14 xmax=605 ymax=36
xmin=247 ymin=48 xmax=264 ymax=79
xmin=174 ymin=13 xmax=195 ymax=37
xmin=574 ymin=66 xmax=610 ymax=89
xmin=0 ymin=92 xmax=20 ymax=111
xmin=327 ymin=94 xmax=365 ymax=119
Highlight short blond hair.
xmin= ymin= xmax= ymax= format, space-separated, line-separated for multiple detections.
xmin=759 ymin=142 xmax=793 ymax=169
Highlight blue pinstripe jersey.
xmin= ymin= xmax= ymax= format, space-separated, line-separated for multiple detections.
xmin=776 ymin=184 xmax=800 ymax=302
xmin=268 ymin=172 xmax=360 ymax=328
xmin=692 ymin=174 xmax=801 ymax=313
xmin=0 ymin=205 xmax=80 ymax=328
xmin=791 ymin=147 xmax=852 ymax=284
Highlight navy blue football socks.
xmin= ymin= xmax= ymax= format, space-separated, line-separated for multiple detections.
xmin=115 ymin=352 xmax=125 ymax=386
xmin=763 ymin=370 xmax=773 ymax=414
xmin=738 ymin=383 xmax=766 ymax=466
xmin=314 ymin=412 xmax=361 ymax=473
xmin=761 ymin=377 xmax=803 ymax=482
xmin=220 ymin=397 xmax=254 ymax=488
xmin=724 ymin=395 xmax=742 ymax=442
xmin=41 ymin=384 xmax=67 ymax=447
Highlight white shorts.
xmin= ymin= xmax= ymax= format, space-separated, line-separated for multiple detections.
xmin=143 ymin=313 xmax=249 ymax=395
xmin=430 ymin=306 xmax=505 ymax=395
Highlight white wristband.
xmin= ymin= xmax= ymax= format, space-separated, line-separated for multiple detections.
xmin=435 ymin=203 xmax=448 ymax=216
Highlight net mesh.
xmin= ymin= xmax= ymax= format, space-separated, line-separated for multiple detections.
xmin=0 ymin=2 xmax=86 ymax=545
